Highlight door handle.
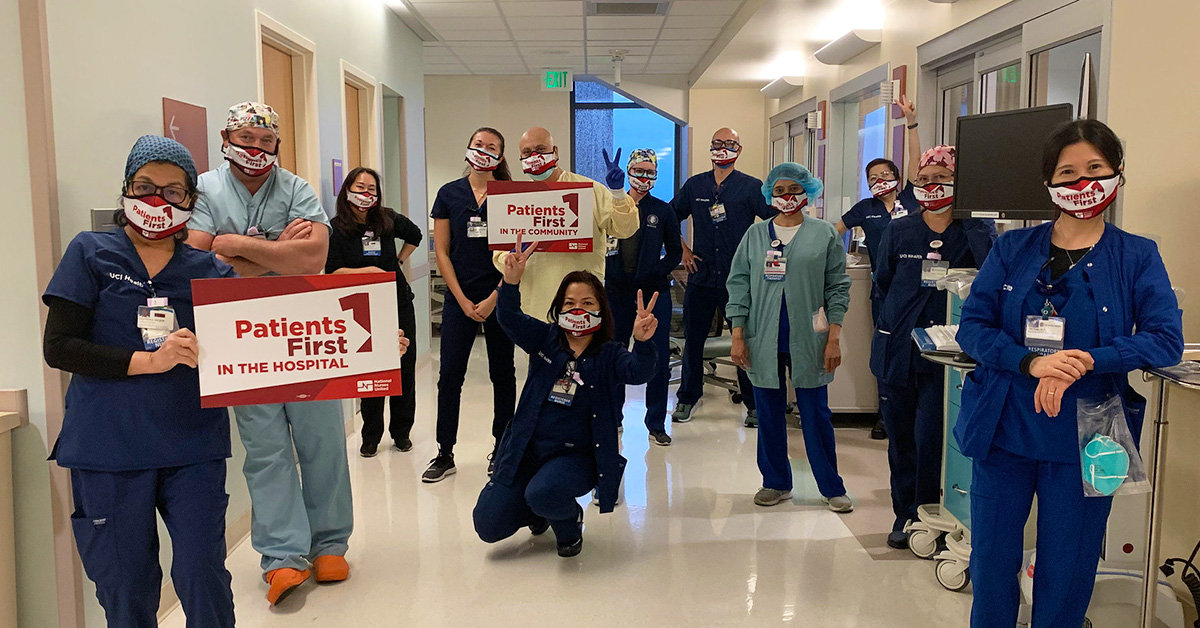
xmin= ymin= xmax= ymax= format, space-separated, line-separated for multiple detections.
xmin=952 ymin=484 xmax=968 ymax=495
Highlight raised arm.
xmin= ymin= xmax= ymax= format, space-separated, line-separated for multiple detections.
xmin=898 ymin=95 xmax=922 ymax=183
xmin=496 ymin=235 xmax=551 ymax=354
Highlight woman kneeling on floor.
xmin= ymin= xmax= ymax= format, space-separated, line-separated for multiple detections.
xmin=473 ymin=236 xmax=658 ymax=557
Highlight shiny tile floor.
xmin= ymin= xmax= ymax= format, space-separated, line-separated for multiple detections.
xmin=163 ymin=342 xmax=972 ymax=627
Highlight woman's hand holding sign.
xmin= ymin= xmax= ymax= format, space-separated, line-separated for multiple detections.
xmin=502 ymin=233 xmax=537 ymax=285
xmin=632 ymin=289 xmax=659 ymax=342
xmin=128 ymin=328 xmax=200 ymax=375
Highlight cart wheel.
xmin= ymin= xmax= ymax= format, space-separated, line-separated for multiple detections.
xmin=730 ymin=392 xmax=743 ymax=404
xmin=908 ymin=528 xmax=941 ymax=560
xmin=935 ymin=559 xmax=970 ymax=592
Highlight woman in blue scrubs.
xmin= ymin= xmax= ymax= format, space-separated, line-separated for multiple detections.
xmin=604 ymin=148 xmax=682 ymax=446
xmin=425 ymin=127 xmax=517 ymax=482
xmin=473 ymin=239 xmax=658 ymax=557
xmin=956 ymin=121 xmax=1183 ymax=627
xmin=870 ymin=144 xmax=997 ymax=549
xmin=42 ymin=135 xmax=236 ymax=626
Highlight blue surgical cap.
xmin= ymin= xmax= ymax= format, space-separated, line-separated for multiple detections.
xmin=124 ymin=135 xmax=198 ymax=187
xmin=762 ymin=162 xmax=823 ymax=205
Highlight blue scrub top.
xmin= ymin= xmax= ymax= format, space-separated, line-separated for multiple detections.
xmin=430 ymin=177 xmax=503 ymax=302
xmin=840 ymin=182 xmax=919 ymax=271
xmin=190 ymin=162 xmax=330 ymax=240
xmin=604 ymin=192 xmax=682 ymax=293
xmin=672 ymin=169 xmax=776 ymax=288
xmin=530 ymin=378 xmax=594 ymax=462
xmin=43 ymin=230 xmax=235 ymax=471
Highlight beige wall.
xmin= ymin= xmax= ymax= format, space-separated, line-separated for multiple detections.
xmin=1108 ymin=1 xmax=1200 ymax=615
xmin=687 ymin=88 xmax=771 ymax=180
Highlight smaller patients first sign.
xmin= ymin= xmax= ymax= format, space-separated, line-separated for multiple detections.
xmin=487 ymin=180 xmax=594 ymax=253
xmin=192 ymin=273 xmax=400 ymax=408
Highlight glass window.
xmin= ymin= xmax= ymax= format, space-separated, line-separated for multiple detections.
xmin=572 ymin=81 xmax=679 ymax=195
xmin=1031 ymin=32 xmax=1102 ymax=116
xmin=791 ymin=132 xmax=808 ymax=167
xmin=771 ymin=138 xmax=786 ymax=168
xmin=940 ymin=82 xmax=973 ymax=146
xmin=840 ymin=89 xmax=887 ymax=215
xmin=980 ymin=63 xmax=1022 ymax=114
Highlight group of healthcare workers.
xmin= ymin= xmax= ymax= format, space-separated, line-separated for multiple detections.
xmin=40 ymin=88 xmax=1183 ymax=628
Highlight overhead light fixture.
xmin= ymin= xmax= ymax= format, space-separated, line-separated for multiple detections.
xmin=814 ymin=29 xmax=881 ymax=65
xmin=761 ymin=76 xmax=804 ymax=99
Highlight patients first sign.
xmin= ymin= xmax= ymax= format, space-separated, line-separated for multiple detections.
xmin=192 ymin=273 xmax=401 ymax=408
xmin=487 ymin=180 xmax=595 ymax=253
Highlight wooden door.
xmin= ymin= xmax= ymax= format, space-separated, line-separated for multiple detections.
xmin=261 ymin=42 xmax=298 ymax=172
xmin=344 ymin=83 xmax=362 ymax=173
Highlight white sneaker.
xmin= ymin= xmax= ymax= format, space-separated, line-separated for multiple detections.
xmin=824 ymin=494 xmax=854 ymax=513
xmin=753 ymin=487 xmax=792 ymax=506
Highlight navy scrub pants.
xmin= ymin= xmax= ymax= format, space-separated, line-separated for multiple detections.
xmin=752 ymin=352 xmax=846 ymax=497
xmin=361 ymin=292 xmax=418 ymax=447
xmin=676 ymin=282 xmax=755 ymax=410
xmin=969 ymin=446 xmax=1112 ymax=628
xmin=435 ymin=294 xmax=517 ymax=450
xmin=69 ymin=460 xmax=234 ymax=628
xmin=473 ymin=453 xmax=595 ymax=545
xmin=878 ymin=371 xmax=944 ymax=531
xmin=608 ymin=285 xmax=673 ymax=432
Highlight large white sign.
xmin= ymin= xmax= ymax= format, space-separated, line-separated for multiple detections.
xmin=487 ymin=180 xmax=595 ymax=253
xmin=192 ymin=273 xmax=400 ymax=408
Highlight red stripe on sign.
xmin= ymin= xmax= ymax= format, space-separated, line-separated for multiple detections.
xmin=201 ymin=368 xmax=402 ymax=408
xmin=486 ymin=180 xmax=593 ymax=194
xmin=489 ymin=238 xmax=594 ymax=252
xmin=192 ymin=273 xmax=396 ymax=306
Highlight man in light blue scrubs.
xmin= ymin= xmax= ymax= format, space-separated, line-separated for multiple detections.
xmin=187 ymin=101 xmax=352 ymax=605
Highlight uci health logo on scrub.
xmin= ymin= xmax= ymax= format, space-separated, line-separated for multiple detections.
xmin=108 ymin=272 xmax=146 ymax=288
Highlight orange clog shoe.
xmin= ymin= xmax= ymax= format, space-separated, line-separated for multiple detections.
xmin=265 ymin=567 xmax=310 ymax=606
xmin=313 ymin=555 xmax=350 ymax=583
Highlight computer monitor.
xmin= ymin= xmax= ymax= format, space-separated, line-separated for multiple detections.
xmin=952 ymin=104 xmax=1074 ymax=221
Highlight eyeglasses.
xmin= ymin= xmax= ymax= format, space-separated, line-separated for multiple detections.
xmin=629 ymin=169 xmax=657 ymax=179
xmin=711 ymin=140 xmax=741 ymax=151
xmin=127 ymin=180 xmax=191 ymax=205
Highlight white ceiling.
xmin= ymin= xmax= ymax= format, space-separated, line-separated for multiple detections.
xmin=389 ymin=0 xmax=751 ymax=76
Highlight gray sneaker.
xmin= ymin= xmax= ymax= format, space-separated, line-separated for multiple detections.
xmin=744 ymin=409 xmax=758 ymax=428
xmin=824 ymin=494 xmax=854 ymax=513
xmin=672 ymin=402 xmax=695 ymax=423
xmin=753 ymin=487 xmax=792 ymax=506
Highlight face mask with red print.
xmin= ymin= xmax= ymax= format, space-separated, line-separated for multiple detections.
xmin=121 ymin=194 xmax=191 ymax=240
xmin=1048 ymin=174 xmax=1120 ymax=220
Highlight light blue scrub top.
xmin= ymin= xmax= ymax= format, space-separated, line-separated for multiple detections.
xmin=190 ymin=162 xmax=329 ymax=239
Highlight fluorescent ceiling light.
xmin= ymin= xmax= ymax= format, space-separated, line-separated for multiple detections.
xmin=814 ymin=29 xmax=882 ymax=65
xmin=761 ymin=76 xmax=804 ymax=99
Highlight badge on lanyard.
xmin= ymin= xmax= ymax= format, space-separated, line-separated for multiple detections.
xmin=548 ymin=360 xmax=582 ymax=406
xmin=246 ymin=225 xmax=267 ymax=239
xmin=764 ymin=248 xmax=787 ymax=281
xmin=467 ymin=216 xmax=488 ymax=238
xmin=891 ymin=204 xmax=908 ymax=219
xmin=362 ymin=230 xmax=382 ymax=257
xmin=710 ymin=202 xmax=727 ymax=223
xmin=605 ymin=235 xmax=620 ymax=257
xmin=921 ymin=242 xmax=949 ymax=287
xmin=1025 ymin=315 xmax=1066 ymax=355
xmin=137 ymin=298 xmax=178 ymax=350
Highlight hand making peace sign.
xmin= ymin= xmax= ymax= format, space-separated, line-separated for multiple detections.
xmin=602 ymin=147 xmax=626 ymax=191
xmin=502 ymin=232 xmax=538 ymax=285
xmin=631 ymin=289 xmax=660 ymax=342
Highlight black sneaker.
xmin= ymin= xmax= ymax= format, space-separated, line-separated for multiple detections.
xmin=529 ymin=516 xmax=550 ymax=536
xmin=393 ymin=438 xmax=413 ymax=452
xmin=648 ymin=430 xmax=672 ymax=446
xmin=556 ymin=506 xmax=584 ymax=558
xmin=871 ymin=419 xmax=887 ymax=440
xmin=421 ymin=452 xmax=456 ymax=483
xmin=359 ymin=442 xmax=378 ymax=458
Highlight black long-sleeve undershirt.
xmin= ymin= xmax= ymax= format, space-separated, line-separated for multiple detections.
xmin=43 ymin=296 xmax=134 ymax=379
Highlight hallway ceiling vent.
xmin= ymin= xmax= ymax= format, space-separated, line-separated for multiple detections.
xmin=586 ymin=1 xmax=669 ymax=17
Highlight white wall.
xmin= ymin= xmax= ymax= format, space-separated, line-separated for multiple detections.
xmin=40 ymin=0 xmax=426 ymax=622
xmin=1 ymin=3 xmax=59 ymax=626
xmin=688 ymin=88 xmax=771 ymax=180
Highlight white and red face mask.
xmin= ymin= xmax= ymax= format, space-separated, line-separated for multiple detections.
xmin=1048 ymin=174 xmax=1120 ymax=220
xmin=771 ymin=194 xmax=807 ymax=215
xmin=121 ymin=195 xmax=191 ymax=240
xmin=465 ymin=147 xmax=502 ymax=172
xmin=628 ymin=171 xmax=656 ymax=193
xmin=223 ymin=142 xmax=278 ymax=177
xmin=557 ymin=309 xmax=602 ymax=337
xmin=710 ymin=148 xmax=739 ymax=167
xmin=521 ymin=152 xmax=558 ymax=180
xmin=914 ymin=182 xmax=955 ymax=213
xmin=870 ymin=178 xmax=900 ymax=198
xmin=347 ymin=191 xmax=377 ymax=211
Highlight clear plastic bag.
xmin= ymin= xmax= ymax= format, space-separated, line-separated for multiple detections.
xmin=937 ymin=269 xmax=979 ymax=300
xmin=1076 ymin=394 xmax=1150 ymax=497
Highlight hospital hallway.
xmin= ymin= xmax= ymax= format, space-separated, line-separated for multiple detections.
xmin=162 ymin=342 xmax=971 ymax=627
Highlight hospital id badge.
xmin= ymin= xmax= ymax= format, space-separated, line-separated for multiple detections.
xmin=467 ymin=216 xmax=488 ymax=238
xmin=764 ymin=251 xmax=786 ymax=281
xmin=362 ymin=233 xmax=382 ymax=257
xmin=921 ymin=259 xmax=950 ymax=287
xmin=246 ymin=225 xmax=267 ymax=239
xmin=606 ymin=235 xmax=620 ymax=257
xmin=548 ymin=375 xmax=578 ymax=406
xmin=1025 ymin=315 xmax=1066 ymax=355
xmin=137 ymin=303 xmax=177 ymax=350
xmin=891 ymin=207 xmax=908 ymax=219
xmin=709 ymin=202 xmax=727 ymax=223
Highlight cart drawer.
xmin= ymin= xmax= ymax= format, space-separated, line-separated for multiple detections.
xmin=943 ymin=445 xmax=973 ymax=531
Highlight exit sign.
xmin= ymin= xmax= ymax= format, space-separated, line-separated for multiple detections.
xmin=542 ymin=70 xmax=573 ymax=91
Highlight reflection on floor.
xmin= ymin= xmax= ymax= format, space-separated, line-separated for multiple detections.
xmin=163 ymin=343 xmax=972 ymax=627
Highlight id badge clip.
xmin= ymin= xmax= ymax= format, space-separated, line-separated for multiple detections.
xmin=362 ymin=232 xmax=383 ymax=257
xmin=548 ymin=369 xmax=582 ymax=406
xmin=605 ymin=235 xmax=620 ymax=257
xmin=138 ymin=300 xmax=178 ymax=350
xmin=246 ymin=225 xmax=267 ymax=239
xmin=467 ymin=216 xmax=488 ymax=238
xmin=764 ymin=250 xmax=787 ymax=282
xmin=1025 ymin=315 xmax=1066 ymax=356
xmin=921 ymin=259 xmax=950 ymax=287
xmin=710 ymin=202 xmax=727 ymax=223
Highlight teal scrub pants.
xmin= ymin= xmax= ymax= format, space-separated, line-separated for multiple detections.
xmin=234 ymin=400 xmax=353 ymax=573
